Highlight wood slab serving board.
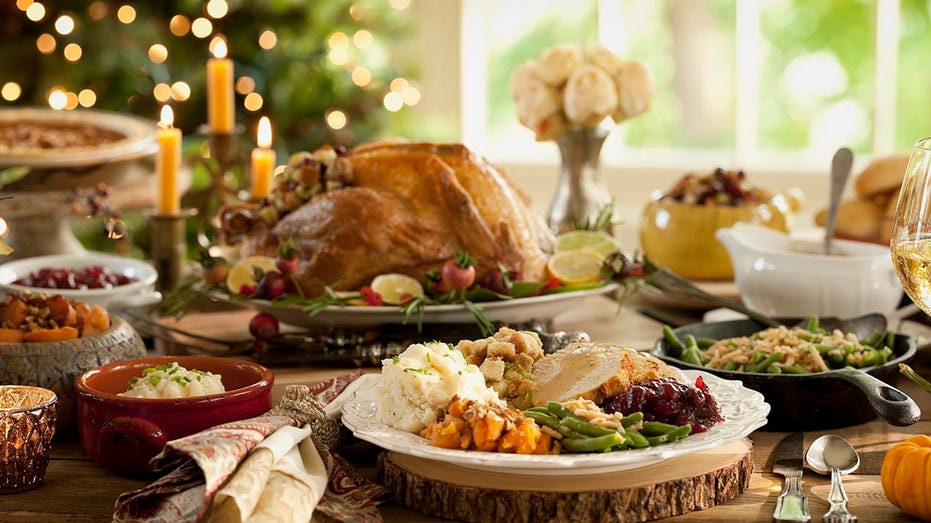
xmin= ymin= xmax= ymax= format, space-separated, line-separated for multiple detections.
xmin=378 ymin=438 xmax=753 ymax=522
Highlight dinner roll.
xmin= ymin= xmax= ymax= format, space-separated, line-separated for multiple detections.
xmin=854 ymin=154 xmax=910 ymax=198
xmin=814 ymin=198 xmax=883 ymax=241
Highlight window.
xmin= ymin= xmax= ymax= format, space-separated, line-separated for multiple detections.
xmin=417 ymin=0 xmax=930 ymax=174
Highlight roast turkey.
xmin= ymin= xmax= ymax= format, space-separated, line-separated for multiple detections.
xmin=221 ymin=141 xmax=555 ymax=297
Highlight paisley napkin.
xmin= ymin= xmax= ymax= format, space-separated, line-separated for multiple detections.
xmin=113 ymin=370 xmax=390 ymax=523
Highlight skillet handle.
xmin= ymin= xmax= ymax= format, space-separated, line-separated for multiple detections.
xmin=832 ymin=368 xmax=921 ymax=426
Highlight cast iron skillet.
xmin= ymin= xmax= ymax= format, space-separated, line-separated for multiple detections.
xmin=651 ymin=318 xmax=920 ymax=431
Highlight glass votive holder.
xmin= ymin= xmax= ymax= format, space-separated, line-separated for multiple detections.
xmin=0 ymin=385 xmax=57 ymax=494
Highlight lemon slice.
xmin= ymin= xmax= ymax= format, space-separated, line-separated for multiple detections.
xmin=554 ymin=230 xmax=622 ymax=258
xmin=370 ymin=273 xmax=424 ymax=304
xmin=546 ymin=249 xmax=604 ymax=285
xmin=226 ymin=255 xmax=278 ymax=294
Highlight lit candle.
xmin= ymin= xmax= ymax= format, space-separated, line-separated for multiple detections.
xmin=206 ymin=37 xmax=234 ymax=134
xmin=251 ymin=116 xmax=275 ymax=200
xmin=156 ymin=105 xmax=182 ymax=215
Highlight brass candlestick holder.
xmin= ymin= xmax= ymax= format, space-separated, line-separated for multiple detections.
xmin=186 ymin=131 xmax=247 ymax=250
xmin=150 ymin=208 xmax=197 ymax=293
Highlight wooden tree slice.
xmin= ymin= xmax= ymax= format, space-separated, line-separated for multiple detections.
xmin=378 ymin=438 xmax=753 ymax=522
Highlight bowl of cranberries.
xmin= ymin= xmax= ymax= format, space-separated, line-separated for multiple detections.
xmin=0 ymin=253 xmax=158 ymax=310
xmin=639 ymin=168 xmax=802 ymax=280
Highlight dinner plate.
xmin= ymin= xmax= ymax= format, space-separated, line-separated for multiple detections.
xmin=341 ymin=369 xmax=770 ymax=476
xmin=210 ymin=283 xmax=619 ymax=328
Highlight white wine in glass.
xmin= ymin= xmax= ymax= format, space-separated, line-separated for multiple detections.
xmin=891 ymin=137 xmax=931 ymax=314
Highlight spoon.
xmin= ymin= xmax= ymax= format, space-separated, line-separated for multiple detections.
xmin=824 ymin=147 xmax=854 ymax=255
xmin=806 ymin=435 xmax=860 ymax=523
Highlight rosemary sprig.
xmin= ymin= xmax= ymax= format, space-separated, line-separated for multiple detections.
xmin=296 ymin=286 xmax=360 ymax=316
xmin=158 ymin=276 xmax=216 ymax=318
xmin=401 ymin=294 xmax=432 ymax=333
xmin=899 ymin=363 xmax=931 ymax=394
xmin=573 ymin=197 xmax=616 ymax=231
xmin=463 ymin=300 xmax=495 ymax=336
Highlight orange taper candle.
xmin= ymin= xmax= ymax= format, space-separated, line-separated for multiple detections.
xmin=250 ymin=116 xmax=275 ymax=200
xmin=156 ymin=105 xmax=182 ymax=215
xmin=206 ymin=37 xmax=234 ymax=134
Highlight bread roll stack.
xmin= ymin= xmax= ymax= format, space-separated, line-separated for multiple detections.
xmin=814 ymin=154 xmax=909 ymax=245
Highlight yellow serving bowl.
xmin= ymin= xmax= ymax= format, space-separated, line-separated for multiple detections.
xmin=639 ymin=190 xmax=800 ymax=280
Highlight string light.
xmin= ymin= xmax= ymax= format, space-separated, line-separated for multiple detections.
xmin=191 ymin=17 xmax=213 ymax=38
xmin=171 ymin=81 xmax=191 ymax=101
xmin=48 ymin=89 xmax=67 ymax=109
xmin=63 ymin=43 xmax=83 ymax=62
xmin=87 ymin=1 xmax=107 ymax=20
xmin=206 ymin=0 xmax=229 ymax=19
xmin=26 ymin=2 xmax=46 ymax=21
xmin=78 ymin=89 xmax=96 ymax=107
xmin=351 ymin=67 xmax=372 ymax=87
xmin=54 ymin=15 xmax=75 ymax=35
xmin=243 ymin=92 xmax=263 ymax=111
xmin=383 ymin=92 xmax=403 ymax=111
xmin=148 ymin=44 xmax=168 ymax=63
xmin=258 ymin=30 xmax=277 ymax=50
xmin=353 ymin=30 xmax=372 ymax=49
xmin=235 ymin=76 xmax=255 ymax=95
xmin=326 ymin=109 xmax=347 ymax=129
xmin=153 ymin=83 xmax=172 ymax=102
xmin=169 ymin=15 xmax=191 ymax=36
xmin=1 ymin=83 xmax=22 ymax=102
xmin=116 ymin=5 xmax=136 ymax=24
xmin=36 ymin=33 xmax=56 ymax=54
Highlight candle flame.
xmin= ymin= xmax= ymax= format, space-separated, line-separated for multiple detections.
xmin=160 ymin=105 xmax=174 ymax=128
xmin=257 ymin=116 xmax=272 ymax=148
xmin=211 ymin=37 xmax=228 ymax=59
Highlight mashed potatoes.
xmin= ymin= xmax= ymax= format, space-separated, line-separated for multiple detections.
xmin=376 ymin=341 xmax=503 ymax=433
xmin=119 ymin=362 xmax=225 ymax=398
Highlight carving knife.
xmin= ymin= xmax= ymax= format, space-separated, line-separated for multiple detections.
xmin=773 ymin=432 xmax=811 ymax=522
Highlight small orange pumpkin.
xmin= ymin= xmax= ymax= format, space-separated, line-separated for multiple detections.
xmin=881 ymin=434 xmax=931 ymax=521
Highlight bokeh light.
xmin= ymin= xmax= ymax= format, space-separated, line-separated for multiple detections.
xmin=389 ymin=0 xmax=410 ymax=10
xmin=326 ymin=109 xmax=348 ymax=129
xmin=206 ymin=0 xmax=229 ymax=19
xmin=1 ymin=83 xmax=22 ymax=102
xmin=390 ymin=77 xmax=409 ymax=92
xmin=16 ymin=0 xmax=33 ymax=11
xmin=78 ymin=89 xmax=96 ymax=107
xmin=328 ymin=48 xmax=349 ymax=66
xmin=148 ymin=44 xmax=168 ymax=63
xmin=235 ymin=76 xmax=255 ymax=94
xmin=383 ymin=92 xmax=403 ymax=111
xmin=351 ymin=67 xmax=372 ymax=87
xmin=169 ymin=15 xmax=191 ymax=36
xmin=353 ymin=30 xmax=372 ymax=49
xmin=153 ymin=83 xmax=172 ymax=102
xmin=48 ymin=89 xmax=67 ymax=110
xmin=26 ymin=2 xmax=46 ymax=21
xmin=244 ymin=92 xmax=264 ymax=112
xmin=258 ymin=30 xmax=277 ymax=50
xmin=328 ymin=32 xmax=349 ymax=48
xmin=36 ymin=33 xmax=56 ymax=54
xmin=54 ymin=15 xmax=75 ymax=35
xmin=349 ymin=4 xmax=362 ymax=20
xmin=401 ymin=86 xmax=421 ymax=105
xmin=117 ymin=5 xmax=136 ymax=24
xmin=65 ymin=91 xmax=79 ymax=110
xmin=191 ymin=17 xmax=213 ymax=38
xmin=63 ymin=43 xmax=83 ymax=62
xmin=87 ymin=1 xmax=107 ymax=20
xmin=171 ymin=81 xmax=191 ymax=101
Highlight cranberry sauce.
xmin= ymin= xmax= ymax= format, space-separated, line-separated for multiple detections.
xmin=603 ymin=377 xmax=724 ymax=433
xmin=14 ymin=265 xmax=135 ymax=290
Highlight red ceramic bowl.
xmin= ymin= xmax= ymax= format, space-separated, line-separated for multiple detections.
xmin=75 ymin=355 xmax=273 ymax=476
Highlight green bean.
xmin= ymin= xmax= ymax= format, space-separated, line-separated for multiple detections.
xmin=620 ymin=412 xmax=644 ymax=427
xmin=805 ymin=315 xmax=820 ymax=332
xmin=751 ymin=351 xmax=767 ymax=364
xmin=886 ymin=331 xmax=896 ymax=349
xmin=526 ymin=406 xmax=552 ymax=415
xmin=782 ymin=365 xmax=808 ymax=374
xmin=696 ymin=338 xmax=718 ymax=349
xmin=862 ymin=349 xmax=878 ymax=367
xmin=523 ymin=410 xmax=561 ymax=431
xmin=662 ymin=325 xmax=686 ymax=356
xmin=623 ymin=428 xmax=650 ymax=448
xmin=546 ymin=401 xmax=574 ymax=419
xmin=560 ymin=432 xmax=624 ymax=453
xmin=640 ymin=421 xmax=679 ymax=436
xmin=722 ymin=361 xmax=739 ymax=371
xmin=815 ymin=344 xmax=836 ymax=353
xmin=646 ymin=424 xmax=692 ymax=445
xmin=681 ymin=347 xmax=703 ymax=367
xmin=862 ymin=331 xmax=883 ymax=347
xmin=684 ymin=334 xmax=699 ymax=350
xmin=745 ymin=351 xmax=783 ymax=373
xmin=765 ymin=364 xmax=782 ymax=374
xmin=560 ymin=416 xmax=616 ymax=437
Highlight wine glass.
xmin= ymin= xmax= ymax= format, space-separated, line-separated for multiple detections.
xmin=890 ymin=137 xmax=931 ymax=314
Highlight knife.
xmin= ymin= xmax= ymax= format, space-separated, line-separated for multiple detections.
xmin=773 ymin=432 xmax=811 ymax=522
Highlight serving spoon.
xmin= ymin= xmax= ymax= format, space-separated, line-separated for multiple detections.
xmin=824 ymin=147 xmax=854 ymax=255
xmin=806 ymin=435 xmax=860 ymax=523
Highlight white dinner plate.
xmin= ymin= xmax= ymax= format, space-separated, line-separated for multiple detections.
xmin=341 ymin=369 xmax=770 ymax=476
xmin=210 ymin=283 xmax=619 ymax=328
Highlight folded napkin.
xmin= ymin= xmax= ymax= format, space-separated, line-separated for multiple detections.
xmin=113 ymin=370 xmax=390 ymax=523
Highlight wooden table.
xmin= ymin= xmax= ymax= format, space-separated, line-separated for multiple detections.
xmin=2 ymin=296 xmax=929 ymax=522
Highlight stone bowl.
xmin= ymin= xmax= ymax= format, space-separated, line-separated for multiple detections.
xmin=0 ymin=314 xmax=146 ymax=433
